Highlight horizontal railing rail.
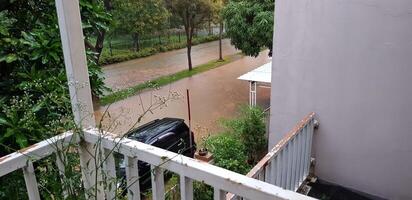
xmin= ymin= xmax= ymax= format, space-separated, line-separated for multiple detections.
xmin=83 ymin=129 xmax=315 ymax=200
xmin=0 ymin=132 xmax=75 ymax=199
xmin=0 ymin=126 xmax=317 ymax=200
xmin=228 ymin=112 xmax=316 ymax=200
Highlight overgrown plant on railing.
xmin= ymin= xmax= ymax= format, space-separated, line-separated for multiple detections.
xmin=220 ymin=105 xmax=268 ymax=165
xmin=0 ymin=88 xmax=183 ymax=199
xmin=207 ymin=133 xmax=250 ymax=174
xmin=190 ymin=106 xmax=268 ymax=200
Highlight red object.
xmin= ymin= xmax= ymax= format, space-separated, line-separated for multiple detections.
xmin=186 ymin=89 xmax=193 ymax=153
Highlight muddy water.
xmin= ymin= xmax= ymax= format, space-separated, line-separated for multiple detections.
xmin=96 ymin=50 xmax=271 ymax=144
xmin=103 ymin=39 xmax=239 ymax=90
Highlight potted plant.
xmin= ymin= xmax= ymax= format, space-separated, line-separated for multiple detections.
xmin=195 ymin=134 xmax=213 ymax=162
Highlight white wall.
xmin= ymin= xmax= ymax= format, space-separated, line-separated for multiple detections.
xmin=269 ymin=0 xmax=412 ymax=199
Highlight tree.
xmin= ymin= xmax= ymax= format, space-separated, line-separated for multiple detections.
xmin=82 ymin=0 xmax=113 ymax=62
xmin=211 ymin=0 xmax=228 ymax=61
xmin=0 ymin=1 xmax=110 ymax=198
xmin=0 ymin=0 xmax=108 ymax=156
xmin=112 ymin=0 xmax=170 ymax=52
xmin=223 ymin=0 xmax=274 ymax=57
xmin=170 ymin=0 xmax=213 ymax=70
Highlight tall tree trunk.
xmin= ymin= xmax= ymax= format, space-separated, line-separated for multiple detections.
xmin=219 ymin=22 xmax=223 ymax=61
xmin=89 ymin=0 xmax=112 ymax=63
xmin=208 ymin=16 xmax=212 ymax=35
xmin=95 ymin=31 xmax=105 ymax=61
xmin=186 ymin=27 xmax=193 ymax=70
xmin=184 ymin=10 xmax=194 ymax=71
xmin=109 ymin=37 xmax=113 ymax=56
xmin=132 ymin=33 xmax=140 ymax=52
xmin=187 ymin=42 xmax=192 ymax=70
xmin=186 ymin=31 xmax=193 ymax=70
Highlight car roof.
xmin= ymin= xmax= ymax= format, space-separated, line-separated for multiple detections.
xmin=126 ymin=118 xmax=185 ymax=143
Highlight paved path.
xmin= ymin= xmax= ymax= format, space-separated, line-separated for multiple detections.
xmin=96 ymin=50 xmax=271 ymax=143
xmin=103 ymin=39 xmax=239 ymax=90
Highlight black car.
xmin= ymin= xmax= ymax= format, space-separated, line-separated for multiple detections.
xmin=117 ymin=118 xmax=196 ymax=192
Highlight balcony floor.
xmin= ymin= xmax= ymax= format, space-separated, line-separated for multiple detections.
xmin=308 ymin=180 xmax=378 ymax=200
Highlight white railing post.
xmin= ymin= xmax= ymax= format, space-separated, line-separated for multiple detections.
xmin=78 ymin=141 xmax=104 ymax=199
xmin=180 ymin=175 xmax=193 ymax=200
xmin=55 ymin=151 xmax=68 ymax=198
xmin=275 ymin=151 xmax=282 ymax=186
xmin=22 ymin=161 xmax=41 ymax=200
xmin=303 ymin=126 xmax=310 ymax=177
xmin=300 ymin=127 xmax=308 ymax=183
xmin=103 ymin=149 xmax=117 ymax=200
xmin=307 ymin=120 xmax=314 ymax=176
xmin=55 ymin=0 xmax=95 ymax=128
xmin=295 ymin=132 xmax=303 ymax=187
xmin=214 ymin=188 xmax=226 ymax=200
xmin=264 ymin=161 xmax=272 ymax=183
xmin=151 ymin=165 xmax=165 ymax=200
xmin=126 ymin=156 xmax=141 ymax=200
xmin=290 ymin=137 xmax=298 ymax=190
xmin=55 ymin=0 xmax=100 ymax=198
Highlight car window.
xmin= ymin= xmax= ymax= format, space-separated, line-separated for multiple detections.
xmin=153 ymin=132 xmax=176 ymax=149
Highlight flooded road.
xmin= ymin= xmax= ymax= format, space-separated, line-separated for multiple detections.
xmin=96 ymin=50 xmax=271 ymax=143
xmin=103 ymin=39 xmax=239 ymax=90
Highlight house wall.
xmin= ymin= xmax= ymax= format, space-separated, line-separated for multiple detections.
xmin=269 ymin=0 xmax=412 ymax=199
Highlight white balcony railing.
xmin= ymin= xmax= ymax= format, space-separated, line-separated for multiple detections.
xmin=228 ymin=112 xmax=317 ymax=199
xmin=0 ymin=126 xmax=316 ymax=200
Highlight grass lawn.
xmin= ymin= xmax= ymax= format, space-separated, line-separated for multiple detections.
xmin=100 ymin=53 xmax=242 ymax=105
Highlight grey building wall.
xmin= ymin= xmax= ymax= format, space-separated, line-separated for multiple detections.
xmin=269 ymin=0 xmax=412 ymax=199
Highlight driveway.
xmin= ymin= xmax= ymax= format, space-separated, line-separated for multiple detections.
xmin=103 ymin=39 xmax=239 ymax=90
xmin=96 ymin=50 xmax=271 ymax=143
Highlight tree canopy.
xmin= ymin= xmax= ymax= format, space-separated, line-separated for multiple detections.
xmin=112 ymin=0 xmax=170 ymax=51
xmin=0 ymin=0 xmax=109 ymax=153
xmin=223 ymin=0 xmax=274 ymax=57
xmin=0 ymin=0 xmax=110 ymax=197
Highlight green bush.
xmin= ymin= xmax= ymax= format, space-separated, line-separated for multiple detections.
xmin=208 ymin=134 xmax=251 ymax=174
xmin=221 ymin=106 xmax=267 ymax=165
xmin=193 ymin=181 xmax=214 ymax=200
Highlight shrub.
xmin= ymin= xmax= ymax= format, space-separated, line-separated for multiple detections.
xmin=193 ymin=181 xmax=214 ymax=200
xmin=207 ymin=134 xmax=251 ymax=174
xmin=221 ymin=106 xmax=267 ymax=165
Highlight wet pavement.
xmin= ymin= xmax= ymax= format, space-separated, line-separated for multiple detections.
xmin=103 ymin=39 xmax=239 ymax=90
xmin=96 ymin=50 xmax=271 ymax=143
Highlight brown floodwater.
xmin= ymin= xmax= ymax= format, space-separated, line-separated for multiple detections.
xmin=103 ymin=39 xmax=239 ymax=90
xmin=96 ymin=50 xmax=271 ymax=144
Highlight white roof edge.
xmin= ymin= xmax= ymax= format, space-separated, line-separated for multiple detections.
xmin=238 ymin=62 xmax=272 ymax=83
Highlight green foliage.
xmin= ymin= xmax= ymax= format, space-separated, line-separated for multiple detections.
xmin=0 ymin=0 xmax=110 ymax=198
xmin=0 ymin=0 xmax=109 ymax=151
xmin=221 ymin=106 xmax=268 ymax=164
xmin=208 ymin=134 xmax=251 ymax=174
xmin=101 ymin=53 xmax=239 ymax=105
xmin=112 ymin=0 xmax=170 ymax=35
xmin=111 ymin=0 xmax=170 ymax=51
xmin=193 ymin=181 xmax=214 ymax=200
xmin=222 ymin=0 xmax=274 ymax=57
